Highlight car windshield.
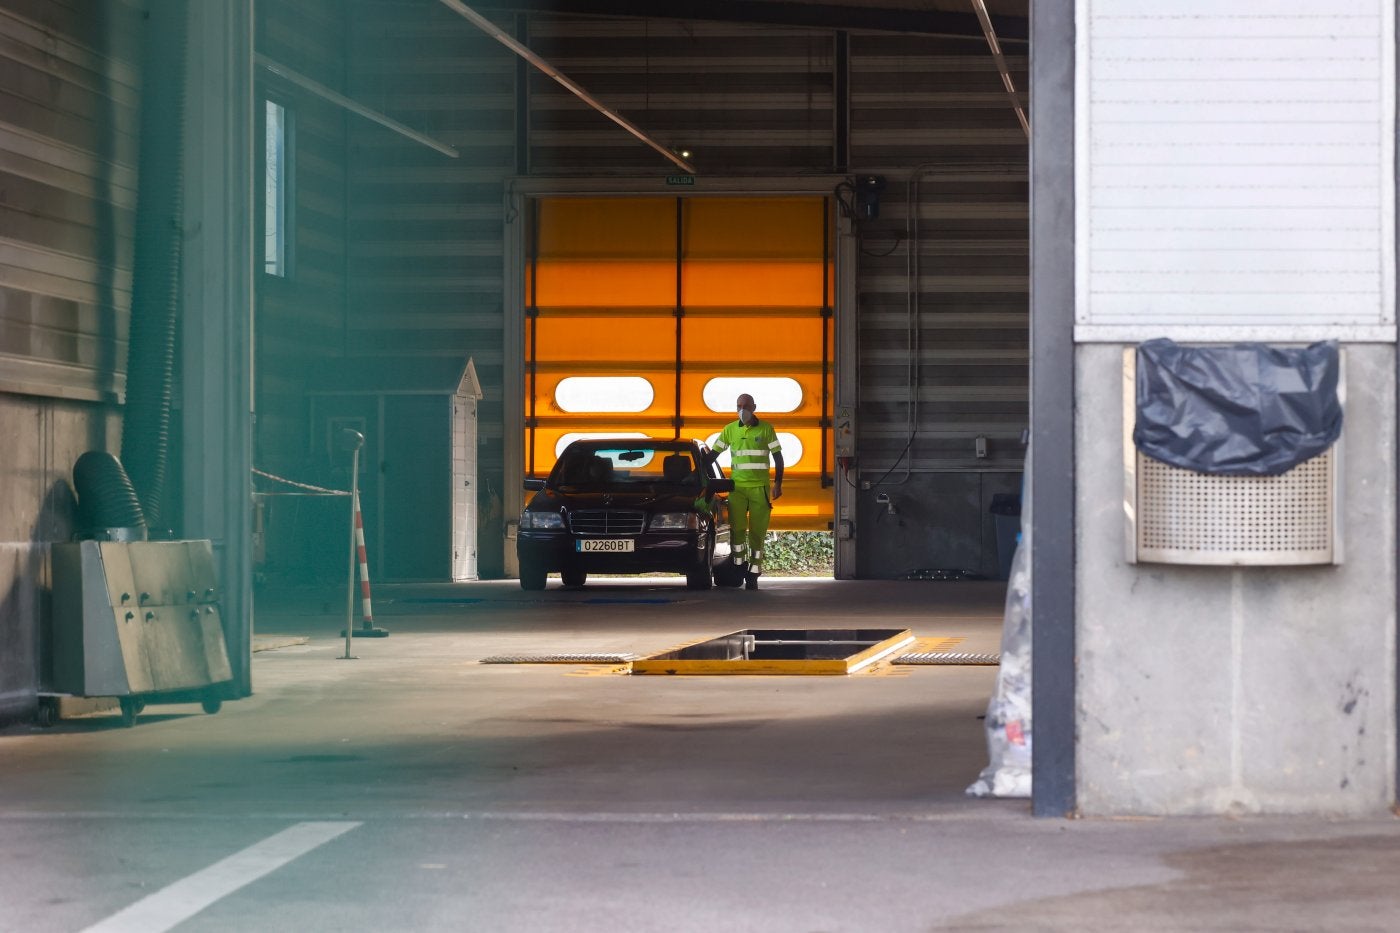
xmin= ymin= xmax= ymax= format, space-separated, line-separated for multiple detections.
xmin=553 ymin=444 xmax=702 ymax=488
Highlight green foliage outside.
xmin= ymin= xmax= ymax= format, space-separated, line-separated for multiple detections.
xmin=762 ymin=531 xmax=834 ymax=576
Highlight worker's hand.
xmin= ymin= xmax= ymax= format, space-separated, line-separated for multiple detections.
xmin=771 ymin=482 xmax=783 ymax=500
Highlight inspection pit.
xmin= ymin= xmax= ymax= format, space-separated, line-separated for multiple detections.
xmin=630 ymin=628 xmax=914 ymax=675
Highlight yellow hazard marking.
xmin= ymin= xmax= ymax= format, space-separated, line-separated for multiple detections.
xmin=630 ymin=630 xmax=914 ymax=676
xmin=911 ymin=636 xmax=965 ymax=652
xmin=560 ymin=636 xmax=969 ymax=677
xmin=568 ymin=664 xmax=634 ymax=677
xmin=860 ymin=662 xmax=911 ymax=677
xmin=857 ymin=636 xmax=964 ymax=676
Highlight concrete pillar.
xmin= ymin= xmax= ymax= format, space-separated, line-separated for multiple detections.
xmin=1076 ymin=345 xmax=1396 ymax=815
xmin=1037 ymin=2 xmax=1398 ymax=815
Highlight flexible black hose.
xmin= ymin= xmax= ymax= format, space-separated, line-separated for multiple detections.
xmin=120 ymin=0 xmax=188 ymax=531
xmin=73 ymin=451 xmax=147 ymax=537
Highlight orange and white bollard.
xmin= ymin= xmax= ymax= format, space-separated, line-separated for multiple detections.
xmin=350 ymin=489 xmax=388 ymax=638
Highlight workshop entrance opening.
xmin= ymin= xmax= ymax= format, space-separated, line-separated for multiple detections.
xmin=521 ymin=195 xmax=837 ymax=532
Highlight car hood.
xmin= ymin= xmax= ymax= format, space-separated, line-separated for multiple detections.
xmin=527 ymin=488 xmax=700 ymax=513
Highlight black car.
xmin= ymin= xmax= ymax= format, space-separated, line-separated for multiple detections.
xmin=517 ymin=438 xmax=738 ymax=590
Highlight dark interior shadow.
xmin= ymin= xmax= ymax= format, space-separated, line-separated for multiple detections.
xmin=0 ymin=711 xmax=198 ymax=736
xmin=0 ymin=480 xmax=76 ymax=727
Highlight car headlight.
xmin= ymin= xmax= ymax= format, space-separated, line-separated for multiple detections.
xmin=520 ymin=510 xmax=565 ymax=530
xmin=649 ymin=512 xmax=698 ymax=531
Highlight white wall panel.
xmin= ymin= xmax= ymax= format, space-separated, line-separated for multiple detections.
xmin=1075 ymin=0 xmax=1395 ymax=341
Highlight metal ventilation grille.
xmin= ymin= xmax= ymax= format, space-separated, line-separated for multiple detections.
xmin=1134 ymin=450 xmax=1337 ymax=565
xmin=1122 ymin=348 xmax=1343 ymax=567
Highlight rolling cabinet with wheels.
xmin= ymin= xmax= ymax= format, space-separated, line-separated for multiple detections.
xmin=34 ymin=695 xmax=58 ymax=728
xmin=46 ymin=540 xmax=236 ymax=728
xmin=31 ymin=690 xmax=223 ymax=729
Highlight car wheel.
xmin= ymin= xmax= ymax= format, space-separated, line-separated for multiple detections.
xmin=686 ymin=564 xmax=712 ymax=590
xmin=519 ymin=561 xmax=547 ymax=591
xmin=561 ymin=569 xmax=587 ymax=587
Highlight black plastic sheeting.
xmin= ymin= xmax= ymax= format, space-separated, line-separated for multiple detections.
xmin=1134 ymin=338 xmax=1342 ymax=476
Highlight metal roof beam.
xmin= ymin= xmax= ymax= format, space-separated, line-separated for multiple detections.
xmin=257 ymin=55 xmax=460 ymax=158
xmin=466 ymin=0 xmax=1028 ymax=41
xmin=971 ymin=0 xmax=1029 ymax=136
xmin=438 ymin=0 xmax=697 ymax=174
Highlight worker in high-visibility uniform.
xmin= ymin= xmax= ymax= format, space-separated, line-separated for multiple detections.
xmin=709 ymin=393 xmax=784 ymax=590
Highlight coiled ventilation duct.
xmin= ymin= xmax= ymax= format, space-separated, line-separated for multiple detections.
xmin=73 ymin=451 xmax=148 ymax=541
xmin=120 ymin=0 xmax=188 ymax=532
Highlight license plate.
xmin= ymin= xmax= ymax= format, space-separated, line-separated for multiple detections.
xmin=576 ymin=539 xmax=635 ymax=553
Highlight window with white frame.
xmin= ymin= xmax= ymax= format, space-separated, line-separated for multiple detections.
xmin=264 ymin=100 xmax=289 ymax=277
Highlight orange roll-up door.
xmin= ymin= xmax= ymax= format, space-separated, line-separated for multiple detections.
xmin=525 ymin=196 xmax=833 ymax=531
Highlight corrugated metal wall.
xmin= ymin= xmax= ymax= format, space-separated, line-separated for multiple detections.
xmin=0 ymin=0 xmax=142 ymax=721
xmin=328 ymin=5 xmax=1027 ymax=579
xmin=527 ymin=18 xmax=834 ymax=174
xmin=850 ymin=34 xmax=1027 ymax=476
xmin=1078 ymin=4 xmax=1393 ymax=342
xmin=848 ymin=32 xmax=1028 ymax=577
xmin=346 ymin=0 xmax=514 ymax=577
xmin=254 ymin=0 xmax=348 ymax=484
xmin=0 ymin=0 xmax=142 ymax=402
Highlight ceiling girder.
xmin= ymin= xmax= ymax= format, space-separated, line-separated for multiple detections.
xmin=466 ymin=0 xmax=1028 ymax=41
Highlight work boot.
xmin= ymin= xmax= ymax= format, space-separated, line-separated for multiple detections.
xmin=744 ymin=572 xmax=759 ymax=590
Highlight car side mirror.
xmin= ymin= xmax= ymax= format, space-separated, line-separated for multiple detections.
xmin=523 ymin=477 xmax=546 ymax=491
xmin=708 ymin=478 xmax=734 ymax=493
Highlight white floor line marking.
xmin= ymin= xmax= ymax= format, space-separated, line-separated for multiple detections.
xmin=81 ymin=821 xmax=361 ymax=933
xmin=0 ymin=808 xmax=1015 ymax=824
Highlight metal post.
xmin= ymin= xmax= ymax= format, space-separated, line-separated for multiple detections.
xmin=1030 ymin=2 xmax=1077 ymax=817
xmin=340 ymin=430 xmax=364 ymax=660
xmin=182 ymin=0 xmax=254 ymax=696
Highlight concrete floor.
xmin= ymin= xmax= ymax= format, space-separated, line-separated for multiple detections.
xmin=3 ymin=577 xmax=1400 ymax=932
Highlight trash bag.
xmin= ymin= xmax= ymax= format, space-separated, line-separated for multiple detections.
xmin=1133 ymin=338 xmax=1342 ymax=476
xmin=967 ymin=458 xmax=1032 ymax=799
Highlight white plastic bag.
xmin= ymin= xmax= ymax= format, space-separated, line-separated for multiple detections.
xmin=966 ymin=474 xmax=1032 ymax=799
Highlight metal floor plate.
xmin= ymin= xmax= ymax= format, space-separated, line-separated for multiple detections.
xmin=893 ymin=652 xmax=1000 ymax=665
xmin=479 ymin=653 xmax=639 ymax=664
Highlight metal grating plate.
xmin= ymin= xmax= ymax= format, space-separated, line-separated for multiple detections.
xmin=479 ymin=654 xmax=638 ymax=664
xmin=894 ymin=652 xmax=1000 ymax=665
xmin=1136 ymin=449 xmax=1335 ymax=565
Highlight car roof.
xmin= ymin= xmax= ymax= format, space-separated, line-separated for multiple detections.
xmin=562 ymin=438 xmax=697 ymax=452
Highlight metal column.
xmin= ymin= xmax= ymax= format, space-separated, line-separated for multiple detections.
xmin=181 ymin=0 xmax=256 ymax=696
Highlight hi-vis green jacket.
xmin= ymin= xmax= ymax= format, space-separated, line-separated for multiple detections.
xmin=712 ymin=419 xmax=782 ymax=486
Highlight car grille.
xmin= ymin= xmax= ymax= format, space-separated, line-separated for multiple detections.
xmin=570 ymin=509 xmax=646 ymax=536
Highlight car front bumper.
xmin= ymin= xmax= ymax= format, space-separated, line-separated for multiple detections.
xmin=517 ymin=531 xmax=710 ymax=574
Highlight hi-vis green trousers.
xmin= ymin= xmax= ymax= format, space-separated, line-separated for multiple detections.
xmin=728 ymin=484 xmax=772 ymax=574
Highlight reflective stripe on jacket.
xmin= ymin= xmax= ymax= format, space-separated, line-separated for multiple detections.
xmin=712 ymin=419 xmax=782 ymax=486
